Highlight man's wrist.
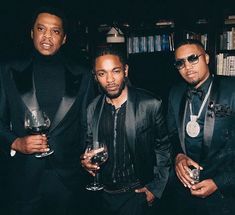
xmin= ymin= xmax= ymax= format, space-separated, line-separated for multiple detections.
xmin=10 ymin=138 xmax=19 ymax=156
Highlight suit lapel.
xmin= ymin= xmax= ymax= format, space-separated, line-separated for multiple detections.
xmin=91 ymin=95 xmax=105 ymax=143
xmin=201 ymin=78 xmax=218 ymax=160
xmin=50 ymin=67 xmax=83 ymax=131
xmin=125 ymin=87 xmax=136 ymax=158
xmin=11 ymin=60 xmax=39 ymax=111
xmin=11 ymin=57 xmax=86 ymax=132
xmin=179 ymin=92 xmax=187 ymax=154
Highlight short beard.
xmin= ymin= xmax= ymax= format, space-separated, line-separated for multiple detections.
xmin=189 ymin=79 xmax=200 ymax=87
xmin=100 ymin=80 xmax=126 ymax=99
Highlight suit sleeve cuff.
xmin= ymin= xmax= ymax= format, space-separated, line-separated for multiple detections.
xmin=10 ymin=149 xmax=16 ymax=157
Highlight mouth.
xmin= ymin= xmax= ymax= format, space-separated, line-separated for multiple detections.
xmin=186 ymin=71 xmax=197 ymax=78
xmin=40 ymin=42 xmax=53 ymax=50
xmin=106 ymin=85 xmax=119 ymax=91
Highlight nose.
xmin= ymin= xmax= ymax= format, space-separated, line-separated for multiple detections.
xmin=43 ymin=30 xmax=52 ymax=38
xmin=184 ymin=60 xmax=193 ymax=69
xmin=106 ymin=72 xmax=115 ymax=83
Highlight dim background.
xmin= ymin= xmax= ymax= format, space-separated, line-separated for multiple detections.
xmin=0 ymin=0 xmax=234 ymax=105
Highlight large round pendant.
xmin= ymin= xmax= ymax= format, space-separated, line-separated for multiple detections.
xmin=186 ymin=120 xmax=200 ymax=138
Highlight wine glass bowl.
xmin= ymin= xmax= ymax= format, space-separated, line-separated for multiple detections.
xmin=85 ymin=142 xmax=108 ymax=191
xmin=90 ymin=148 xmax=108 ymax=166
xmin=24 ymin=109 xmax=54 ymax=158
xmin=25 ymin=110 xmax=50 ymax=133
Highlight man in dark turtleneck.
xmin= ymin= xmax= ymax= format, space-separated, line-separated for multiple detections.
xmin=0 ymin=6 xmax=94 ymax=215
xmin=167 ymin=39 xmax=235 ymax=215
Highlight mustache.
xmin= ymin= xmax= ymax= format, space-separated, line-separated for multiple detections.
xmin=40 ymin=40 xmax=53 ymax=45
xmin=96 ymin=77 xmax=130 ymax=94
xmin=106 ymin=84 xmax=118 ymax=88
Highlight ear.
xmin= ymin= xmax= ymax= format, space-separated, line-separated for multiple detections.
xmin=62 ymin=34 xmax=67 ymax=45
xmin=205 ymin=53 xmax=209 ymax=65
xmin=31 ymin=29 xmax=34 ymax=39
xmin=124 ymin=65 xmax=129 ymax=77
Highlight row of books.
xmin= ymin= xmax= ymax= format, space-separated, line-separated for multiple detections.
xmin=216 ymin=53 xmax=235 ymax=76
xmin=224 ymin=15 xmax=235 ymax=25
xmin=186 ymin=33 xmax=208 ymax=50
xmin=219 ymin=28 xmax=235 ymax=50
xmin=127 ymin=33 xmax=174 ymax=54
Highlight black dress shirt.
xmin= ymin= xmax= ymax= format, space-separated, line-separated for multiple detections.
xmin=98 ymin=100 xmax=139 ymax=188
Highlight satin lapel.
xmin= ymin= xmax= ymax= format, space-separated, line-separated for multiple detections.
xmin=92 ymin=95 xmax=105 ymax=143
xmin=179 ymin=92 xmax=187 ymax=154
xmin=50 ymin=68 xmax=83 ymax=131
xmin=11 ymin=62 xmax=39 ymax=111
xmin=201 ymin=79 xmax=218 ymax=160
xmin=125 ymin=87 xmax=136 ymax=158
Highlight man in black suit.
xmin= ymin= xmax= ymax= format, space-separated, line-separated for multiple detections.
xmin=81 ymin=46 xmax=171 ymax=215
xmin=0 ymin=6 xmax=94 ymax=215
xmin=167 ymin=39 xmax=235 ymax=215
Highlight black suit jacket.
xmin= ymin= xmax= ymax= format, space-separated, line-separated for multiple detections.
xmin=167 ymin=75 xmax=235 ymax=214
xmin=0 ymin=55 xmax=94 ymax=196
xmin=87 ymin=86 xmax=171 ymax=199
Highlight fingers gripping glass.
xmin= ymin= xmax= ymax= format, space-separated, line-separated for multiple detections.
xmin=174 ymin=54 xmax=204 ymax=70
xmin=85 ymin=142 xmax=108 ymax=191
xmin=24 ymin=109 xmax=54 ymax=158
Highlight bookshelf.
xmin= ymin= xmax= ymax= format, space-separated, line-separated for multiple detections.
xmin=73 ymin=6 xmax=235 ymax=103
xmin=120 ymin=18 xmax=213 ymax=105
xmin=216 ymin=13 xmax=235 ymax=76
xmin=126 ymin=21 xmax=175 ymax=54
xmin=181 ymin=19 xmax=209 ymax=51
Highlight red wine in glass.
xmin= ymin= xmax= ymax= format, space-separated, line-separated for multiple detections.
xmin=24 ymin=109 xmax=54 ymax=158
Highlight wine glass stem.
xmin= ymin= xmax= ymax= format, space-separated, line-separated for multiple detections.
xmin=94 ymin=170 xmax=99 ymax=185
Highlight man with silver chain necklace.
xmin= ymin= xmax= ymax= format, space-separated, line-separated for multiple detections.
xmin=167 ymin=39 xmax=235 ymax=215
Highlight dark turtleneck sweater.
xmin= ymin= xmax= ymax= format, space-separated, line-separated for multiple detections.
xmin=33 ymin=51 xmax=65 ymax=121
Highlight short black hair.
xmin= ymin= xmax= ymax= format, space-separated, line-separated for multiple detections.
xmin=31 ymin=6 xmax=68 ymax=34
xmin=93 ymin=45 xmax=128 ymax=70
xmin=175 ymin=39 xmax=205 ymax=51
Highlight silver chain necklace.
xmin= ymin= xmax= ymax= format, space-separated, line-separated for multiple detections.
xmin=186 ymin=81 xmax=213 ymax=138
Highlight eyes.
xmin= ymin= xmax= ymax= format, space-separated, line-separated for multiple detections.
xmin=174 ymin=54 xmax=204 ymax=70
xmin=36 ymin=25 xmax=63 ymax=36
xmin=96 ymin=68 xmax=123 ymax=78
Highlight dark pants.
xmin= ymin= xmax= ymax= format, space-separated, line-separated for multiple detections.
xmin=0 ymin=154 xmax=11 ymax=214
xmin=173 ymin=182 xmax=210 ymax=215
xmin=157 ymin=171 xmax=206 ymax=215
xmin=162 ymin=172 xmax=210 ymax=215
xmin=164 ymin=173 xmax=234 ymax=215
xmin=101 ymin=190 xmax=156 ymax=215
xmin=10 ymin=169 xmax=89 ymax=215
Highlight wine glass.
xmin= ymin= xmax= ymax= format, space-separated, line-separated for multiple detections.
xmin=188 ymin=166 xmax=200 ymax=184
xmin=24 ymin=109 xmax=54 ymax=158
xmin=85 ymin=141 xmax=108 ymax=191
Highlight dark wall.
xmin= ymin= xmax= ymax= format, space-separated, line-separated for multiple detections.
xmin=0 ymin=0 xmax=234 ymax=61
xmin=0 ymin=0 xmax=234 ymax=100
xmin=128 ymin=52 xmax=181 ymax=110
